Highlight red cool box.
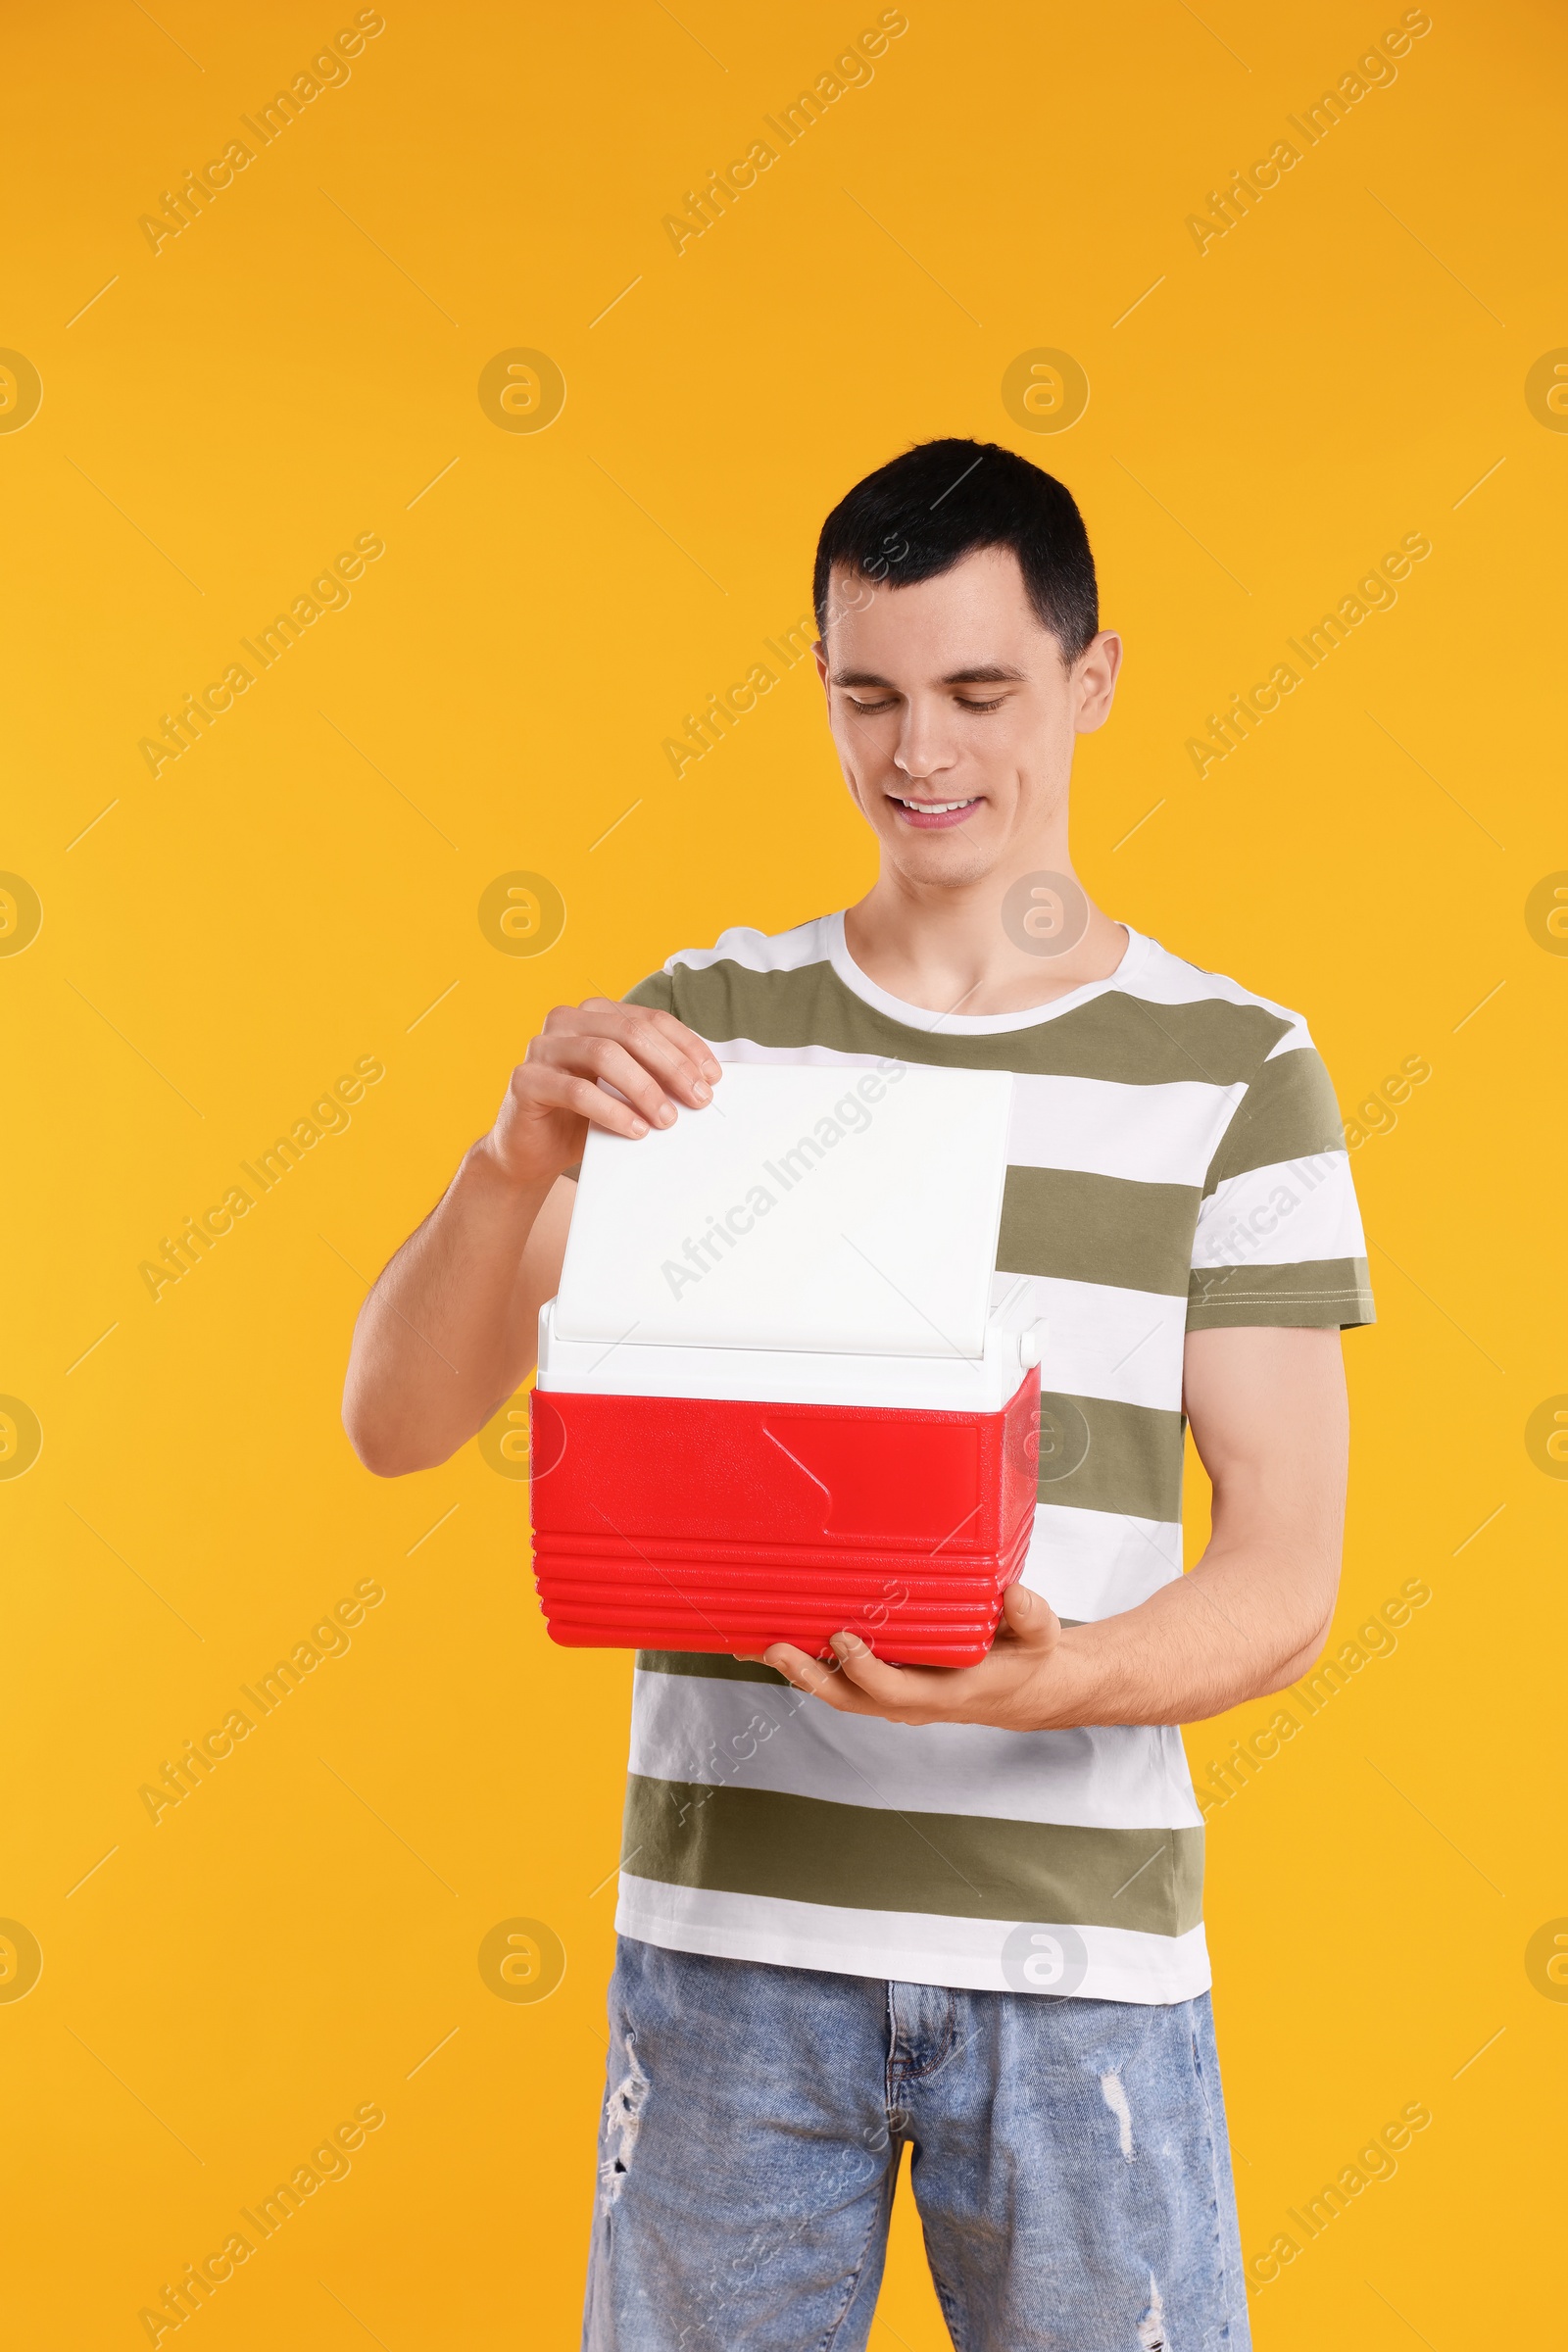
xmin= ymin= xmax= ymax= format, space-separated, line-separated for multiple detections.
xmin=529 ymin=1059 xmax=1043 ymax=1666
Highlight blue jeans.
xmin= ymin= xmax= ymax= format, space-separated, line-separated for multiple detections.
xmin=583 ymin=1936 xmax=1249 ymax=2351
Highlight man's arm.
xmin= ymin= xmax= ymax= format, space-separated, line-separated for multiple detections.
xmin=757 ymin=1323 xmax=1349 ymax=1730
xmin=341 ymin=999 xmax=721 ymax=1476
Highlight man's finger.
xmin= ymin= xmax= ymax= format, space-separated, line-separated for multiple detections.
xmin=824 ymin=1631 xmax=948 ymax=1705
xmin=553 ymin=1001 xmax=721 ymax=1102
xmin=526 ymin=1036 xmax=677 ymax=1130
xmin=762 ymin=1643 xmax=849 ymax=1702
xmin=636 ymin=1004 xmax=723 ymax=1086
xmin=761 ymin=1642 xmax=903 ymax=1717
xmin=521 ymin=1064 xmax=652 ymax=1140
xmin=998 ymin=1582 xmax=1060 ymax=1646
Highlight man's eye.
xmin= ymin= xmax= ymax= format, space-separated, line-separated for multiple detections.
xmin=956 ymin=697 xmax=1005 ymax=712
xmin=847 ymin=697 xmax=898 ymax=714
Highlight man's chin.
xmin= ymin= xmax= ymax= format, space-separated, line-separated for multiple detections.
xmin=882 ymin=825 xmax=1004 ymax=890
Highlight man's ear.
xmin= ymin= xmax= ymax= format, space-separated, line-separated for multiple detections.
xmin=813 ymin=640 xmax=830 ymax=697
xmin=1073 ymin=630 xmax=1123 ymax=735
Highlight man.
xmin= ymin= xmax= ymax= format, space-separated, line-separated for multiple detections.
xmin=343 ymin=439 xmax=1372 ymax=2349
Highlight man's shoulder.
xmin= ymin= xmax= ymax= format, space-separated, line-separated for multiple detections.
xmin=653 ymin=912 xmax=838 ymax=981
xmin=622 ymin=912 xmax=845 ymax=1038
xmin=1126 ymin=934 xmax=1319 ymax=1067
xmin=620 ymin=912 xmax=846 ymax=1035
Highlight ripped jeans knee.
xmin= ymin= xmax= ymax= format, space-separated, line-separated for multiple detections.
xmin=598 ymin=2033 xmax=651 ymax=2211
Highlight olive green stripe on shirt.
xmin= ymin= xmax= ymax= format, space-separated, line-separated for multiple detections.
xmin=637 ymin=1650 xmax=791 ymax=1686
xmin=629 ymin=962 xmax=1293 ymax=1087
xmin=621 ymin=1776 xmax=1204 ymax=1937
xmin=1201 ymin=1045 xmax=1348 ymax=1191
xmin=1185 ymin=1256 xmax=1376 ymax=1330
xmin=1034 ymin=1392 xmax=1184 ymax=1519
xmin=999 ymin=1165 xmax=1197 ymax=1295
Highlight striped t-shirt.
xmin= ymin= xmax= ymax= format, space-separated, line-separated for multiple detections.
xmin=610 ymin=912 xmax=1373 ymax=2004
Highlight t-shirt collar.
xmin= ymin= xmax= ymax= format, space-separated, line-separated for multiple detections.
xmin=825 ymin=908 xmax=1151 ymax=1036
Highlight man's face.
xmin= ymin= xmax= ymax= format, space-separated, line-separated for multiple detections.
xmin=815 ymin=546 xmax=1120 ymax=887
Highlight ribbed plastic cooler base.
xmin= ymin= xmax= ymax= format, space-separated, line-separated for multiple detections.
xmin=528 ymin=1370 xmax=1040 ymax=1667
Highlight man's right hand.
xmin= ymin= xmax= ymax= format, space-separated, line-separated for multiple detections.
xmin=342 ymin=996 xmax=721 ymax=1475
xmin=481 ymin=998 xmax=724 ymax=1189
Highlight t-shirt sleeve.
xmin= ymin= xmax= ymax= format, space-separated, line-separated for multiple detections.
xmin=1186 ymin=1039 xmax=1375 ymax=1332
xmin=623 ymin=969 xmax=675 ymax=1014
xmin=562 ymin=969 xmax=673 ymax=1180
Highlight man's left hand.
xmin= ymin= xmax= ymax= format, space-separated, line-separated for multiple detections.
xmin=742 ymin=1582 xmax=1067 ymax=1731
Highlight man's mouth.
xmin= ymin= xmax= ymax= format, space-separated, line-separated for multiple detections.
xmin=888 ymin=793 xmax=982 ymax=830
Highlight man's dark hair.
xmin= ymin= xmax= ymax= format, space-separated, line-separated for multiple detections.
xmin=812 ymin=437 xmax=1099 ymax=662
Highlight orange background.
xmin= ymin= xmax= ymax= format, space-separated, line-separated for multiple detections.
xmin=2 ymin=0 xmax=1564 ymax=2342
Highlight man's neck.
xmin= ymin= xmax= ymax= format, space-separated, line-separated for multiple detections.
xmin=843 ymin=858 xmax=1128 ymax=1019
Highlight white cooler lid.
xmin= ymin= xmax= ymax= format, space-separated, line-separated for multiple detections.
xmin=556 ymin=1059 xmax=1014 ymax=1360
xmin=538 ymin=1305 xmax=1040 ymax=1411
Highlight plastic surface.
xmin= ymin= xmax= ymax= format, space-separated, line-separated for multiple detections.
xmin=556 ymin=1059 xmax=1014 ymax=1359
xmin=535 ymin=1296 xmax=1042 ymax=1413
xmin=529 ymin=1366 xmax=1041 ymax=1666
xmin=530 ymin=1058 xmax=1036 ymax=1666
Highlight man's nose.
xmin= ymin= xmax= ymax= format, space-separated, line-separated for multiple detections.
xmin=894 ymin=699 xmax=958 ymax=781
